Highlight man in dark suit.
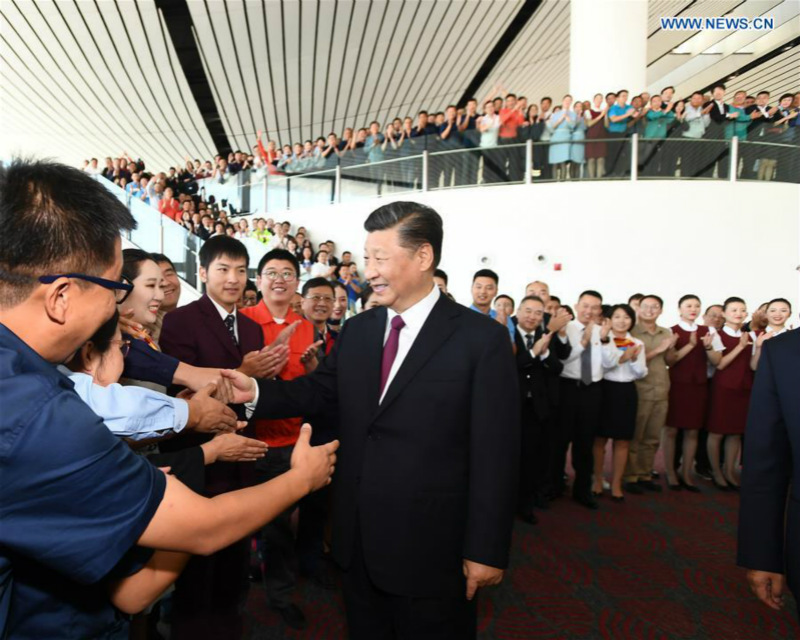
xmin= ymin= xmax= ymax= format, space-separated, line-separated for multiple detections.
xmin=702 ymin=84 xmax=730 ymax=178
xmin=513 ymin=296 xmax=571 ymax=523
xmin=229 ymin=201 xmax=519 ymax=638
xmin=738 ymin=329 xmax=800 ymax=620
xmin=159 ymin=236 xmax=281 ymax=640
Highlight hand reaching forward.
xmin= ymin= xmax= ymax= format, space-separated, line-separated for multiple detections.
xmin=290 ymin=424 xmax=340 ymax=493
xmin=463 ymin=559 xmax=504 ymax=601
xmin=186 ymin=383 xmax=244 ymax=434
xmin=747 ymin=570 xmax=785 ymax=610
xmin=219 ymin=369 xmax=258 ymax=404
xmin=300 ymin=340 xmax=325 ymax=373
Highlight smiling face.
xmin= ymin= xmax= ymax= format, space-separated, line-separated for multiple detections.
xmin=610 ymin=308 xmax=633 ymax=335
xmin=724 ymin=301 xmax=748 ymax=328
xmin=525 ymin=281 xmax=550 ymax=304
xmin=766 ymin=301 xmax=791 ymax=328
xmin=126 ymin=259 xmax=164 ymax=325
xmin=575 ymin=294 xmax=602 ymax=325
xmin=471 ymin=277 xmax=497 ymax=310
xmin=638 ymin=297 xmax=662 ymax=323
xmin=201 ymin=253 xmax=249 ymax=312
xmin=331 ymin=285 xmax=348 ymax=320
xmin=363 ymin=226 xmax=434 ymax=314
xmin=703 ymin=305 xmax=724 ymax=330
xmin=256 ymin=259 xmax=297 ymax=308
xmin=158 ymin=261 xmax=181 ymax=312
xmin=302 ymin=285 xmax=334 ymax=325
xmin=517 ymin=299 xmax=544 ymax=333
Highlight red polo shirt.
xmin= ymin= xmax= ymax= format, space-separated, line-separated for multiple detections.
xmin=239 ymin=302 xmax=315 ymax=448
xmin=499 ymin=108 xmax=525 ymax=139
xmin=158 ymin=198 xmax=182 ymax=222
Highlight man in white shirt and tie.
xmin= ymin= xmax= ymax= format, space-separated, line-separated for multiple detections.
xmin=555 ymin=290 xmax=608 ymax=509
xmin=233 ymin=201 xmax=520 ymax=639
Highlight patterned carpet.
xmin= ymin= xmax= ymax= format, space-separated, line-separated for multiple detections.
xmin=243 ymin=473 xmax=798 ymax=640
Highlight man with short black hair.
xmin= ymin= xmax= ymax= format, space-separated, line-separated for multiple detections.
xmin=470 ymin=269 xmax=515 ymax=340
xmin=433 ymin=268 xmax=449 ymax=294
xmin=0 ymin=161 xmax=337 ymax=640
xmin=301 ymin=277 xmax=336 ymax=357
xmin=227 ymin=200 xmax=519 ymax=639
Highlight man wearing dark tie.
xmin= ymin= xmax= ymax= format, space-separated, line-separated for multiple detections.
xmin=513 ymin=296 xmax=570 ymax=524
xmin=738 ymin=329 xmax=800 ymax=619
xmin=227 ymin=201 xmax=519 ymax=638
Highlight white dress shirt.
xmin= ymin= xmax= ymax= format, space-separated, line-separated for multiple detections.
xmin=559 ymin=320 xmax=605 ymax=383
xmin=209 ymin=296 xmax=239 ymax=342
xmin=310 ymin=262 xmax=331 ymax=278
xmin=601 ymin=333 xmax=647 ymax=382
xmin=381 ymin=284 xmax=441 ymax=403
xmin=766 ymin=325 xmax=788 ymax=337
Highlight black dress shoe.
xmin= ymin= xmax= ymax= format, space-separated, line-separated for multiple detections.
xmin=273 ymin=604 xmax=307 ymax=630
xmin=518 ymin=509 xmax=538 ymax=525
xmin=712 ymin=478 xmax=731 ymax=492
xmin=573 ymin=495 xmax=599 ymax=510
xmin=695 ymin=466 xmax=713 ymax=481
xmin=678 ymin=478 xmax=701 ymax=493
xmin=638 ymin=480 xmax=663 ymax=493
xmin=622 ymin=482 xmax=645 ymax=495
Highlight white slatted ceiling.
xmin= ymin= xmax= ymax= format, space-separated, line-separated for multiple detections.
xmin=725 ymin=45 xmax=800 ymax=97
xmin=647 ymin=0 xmax=695 ymax=35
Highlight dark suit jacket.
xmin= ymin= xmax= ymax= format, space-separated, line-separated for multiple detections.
xmin=253 ymin=294 xmax=520 ymax=598
xmin=513 ymin=326 xmax=567 ymax=421
xmin=159 ymin=294 xmax=264 ymax=496
xmin=738 ymin=329 xmax=799 ymax=597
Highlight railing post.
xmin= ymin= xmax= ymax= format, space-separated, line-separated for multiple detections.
xmin=422 ymin=150 xmax=429 ymax=192
xmin=730 ymin=136 xmax=739 ymax=182
xmin=630 ymin=133 xmax=638 ymax=181
xmin=335 ymin=164 xmax=342 ymax=203
xmin=525 ymin=139 xmax=533 ymax=185
xmin=263 ymin=172 xmax=269 ymax=214
xmin=195 ymin=238 xmax=202 ymax=292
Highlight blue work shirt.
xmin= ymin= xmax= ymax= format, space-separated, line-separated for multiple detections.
xmin=64 ymin=369 xmax=188 ymax=440
xmin=607 ymin=103 xmax=631 ymax=134
xmin=0 ymin=324 xmax=166 ymax=639
xmin=469 ymin=304 xmax=516 ymax=341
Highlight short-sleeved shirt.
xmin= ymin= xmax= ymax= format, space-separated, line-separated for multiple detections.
xmin=239 ymin=304 xmax=316 ymax=447
xmin=607 ymin=103 xmax=631 ymax=134
xmin=499 ymin=108 xmax=525 ymax=139
xmin=0 ymin=324 xmax=166 ymax=639
xmin=631 ymin=323 xmax=672 ymax=401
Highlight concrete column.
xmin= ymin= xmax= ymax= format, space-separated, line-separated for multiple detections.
xmin=570 ymin=0 xmax=648 ymax=101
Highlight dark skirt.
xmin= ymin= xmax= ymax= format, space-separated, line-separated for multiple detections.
xmin=707 ymin=384 xmax=750 ymax=435
xmin=598 ymin=380 xmax=638 ymax=440
xmin=666 ymin=380 xmax=708 ymax=430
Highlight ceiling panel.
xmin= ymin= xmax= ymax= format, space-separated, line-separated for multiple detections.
xmin=723 ymin=44 xmax=800 ymax=97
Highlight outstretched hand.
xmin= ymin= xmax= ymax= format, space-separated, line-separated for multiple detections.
xmin=747 ymin=570 xmax=785 ymax=610
xmin=290 ymin=424 xmax=340 ymax=493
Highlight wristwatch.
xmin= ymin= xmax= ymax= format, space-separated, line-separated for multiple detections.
xmin=600 ymin=337 xmax=610 ymax=344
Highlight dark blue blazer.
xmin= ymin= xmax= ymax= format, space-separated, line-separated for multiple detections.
xmin=738 ymin=329 xmax=800 ymax=597
xmin=253 ymin=294 xmax=520 ymax=598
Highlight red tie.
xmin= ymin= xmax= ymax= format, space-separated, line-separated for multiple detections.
xmin=380 ymin=315 xmax=406 ymax=396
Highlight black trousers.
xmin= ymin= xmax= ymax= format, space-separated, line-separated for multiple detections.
xmin=519 ymin=402 xmax=549 ymax=508
xmin=296 ymin=483 xmax=330 ymax=577
xmin=499 ymin=137 xmax=524 ymax=181
xmin=343 ymin=528 xmax=477 ymax=640
xmin=254 ymin=445 xmax=297 ymax=608
xmin=556 ymin=379 xmax=603 ymax=499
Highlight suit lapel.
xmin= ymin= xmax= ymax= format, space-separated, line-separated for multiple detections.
xmin=373 ymin=296 xmax=458 ymax=419
xmin=361 ymin=307 xmax=387 ymax=407
xmin=199 ymin=295 xmax=242 ymax=363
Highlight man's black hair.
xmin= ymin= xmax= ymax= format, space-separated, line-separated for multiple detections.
xmin=628 ymin=293 xmax=644 ymax=304
xmin=364 ymin=201 xmax=443 ymax=268
xmin=257 ymin=248 xmax=299 ymax=277
xmin=579 ymin=289 xmax=603 ymax=303
xmin=199 ymin=236 xmax=249 ymax=270
xmin=550 ymin=295 xmax=561 ymax=304
xmin=495 ymin=294 xmax=515 ymax=308
xmin=434 ymin=268 xmax=448 ymax=284
xmin=0 ymin=159 xmax=135 ymax=306
xmin=150 ymin=253 xmax=176 ymax=270
xmin=641 ymin=294 xmax=664 ymax=308
xmin=302 ymin=277 xmax=335 ymax=297
xmin=244 ymin=279 xmax=258 ymax=294
xmin=520 ymin=295 xmax=544 ymax=306
xmin=473 ymin=269 xmax=499 ymax=285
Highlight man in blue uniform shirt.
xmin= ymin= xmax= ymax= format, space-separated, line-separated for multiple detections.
xmin=0 ymin=159 xmax=338 ymax=639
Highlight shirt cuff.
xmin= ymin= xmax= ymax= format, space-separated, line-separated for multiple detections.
xmin=172 ymin=398 xmax=189 ymax=433
xmin=557 ymin=334 xmax=568 ymax=344
xmin=245 ymin=377 xmax=259 ymax=419
xmin=539 ymin=349 xmax=550 ymax=361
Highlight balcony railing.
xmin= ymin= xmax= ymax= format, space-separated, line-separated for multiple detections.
xmin=194 ymin=135 xmax=799 ymax=216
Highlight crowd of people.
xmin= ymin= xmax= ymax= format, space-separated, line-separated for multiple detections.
xmin=1 ymin=159 xmax=796 ymax=640
xmin=83 ymin=84 xmax=800 ymax=195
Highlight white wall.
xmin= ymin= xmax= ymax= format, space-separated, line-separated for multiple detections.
xmin=250 ymin=180 xmax=800 ymax=326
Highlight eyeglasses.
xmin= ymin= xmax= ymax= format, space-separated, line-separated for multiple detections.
xmin=38 ymin=273 xmax=133 ymax=303
xmin=305 ymin=294 xmax=334 ymax=304
xmin=261 ymin=270 xmax=297 ymax=282
xmin=110 ymin=338 xmax=131 ymax=357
